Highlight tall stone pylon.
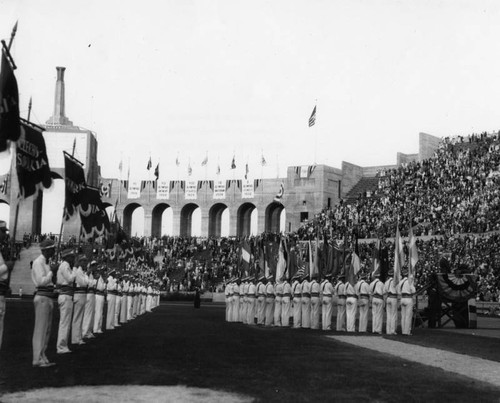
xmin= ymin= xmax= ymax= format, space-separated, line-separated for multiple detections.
xmin=46 ymin=66 xmax=73 ymax=127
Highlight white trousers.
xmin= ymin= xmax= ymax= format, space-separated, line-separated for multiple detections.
xmin=281 ymin=298 xmax=291 ymax=327
xmin=321 ymin=297 xmax=333 ymax=331
xmin=336 ymin=299 xmax=346 ymax=331
xmin=127 ymin=296 xmax=134 ymax=321
xmin=357 ymin=298 xmax=369 ymax=332
xmin=82 ymin=293 xmax=95 ymax=338
xmin=247 ymin=298 xmax=256 ymax=325
xmin=232 ymin=297 xmax=240 ymax=322
xmin=57 ymin=294 xmax=73 ymax=351
xmin=32 ymin=295 xmax=53 ymax=365
xmin=371 ymin=297 xmax=384 ymax=334
xmin=114 ymin=294 xmax=121 ymax=326
xmin=265 ymin=297 xmax=275 ymax=326
xmin=257 ymin=297 xmax=266 ymax=325
xmin=346 ymin=297 xmax=358 ymax=332
xmin=71 ymin=293 xmax=86 ymax=343
xmin=106 ymin=294 xmax=116 ymax=330
xmin=301 ymin=298 xmax=311 ymax=328
xmin=386 ymin=297 xmax=398 ymax=335
xmin=310 ymin=297 xmax=320 ymax=329
xmin=400 ymin=297 xmax=414 ymax=335
xmin=94 ymin=295 xmax=105 ymax=333
xmin=120 ymin=296 xmax=128 ymax=322
xmin=293 ymin=298 xmax=302 ymax=328
xmin=274 ymin=297 xmax=282 ymax=327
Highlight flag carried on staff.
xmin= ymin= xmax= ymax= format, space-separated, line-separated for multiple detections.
xmin=63 ymin=151 xmax=86 ymax=221
xmin=408 ymin=224 xmax=419 ymax=284
xmin=0 ymin=38 xmax=21 ymax=153
xmin=78 ymin=185 xmax=111 ymax=240
xmin=16 ymin=119 xmax=52 ymax=199
xmin=371 ymin=238 xmax=381 ymax=278
xmin=393 ymin=224 xmax=404 ymax=285
xmin=308 ymin=105 xmax=316 ymax=127
xmin=261 ymin=153 xmax=267 ymax=166
xmin=276 ymin=236 xmax=288 ymax=281
xmin=347 ymin=233 xmax=361 ymax=286
xmin=146 ymin=156 xmax=152 ymax=170
xmin=239 ymin=237 xmax=252 ymax=277
xmin=230 ymin=155 xmax=236 ymax=170
xmin=201 ymin=153 xmax=208 ymax=166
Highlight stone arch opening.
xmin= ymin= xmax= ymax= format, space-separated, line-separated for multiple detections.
xmin=123 ymin=203 xmax=142 ymax=237
xmin=152 ymin=203 xmax=172 ymax=237
xmin=208 ymin=203 xmax=228 ymax=237
xmin=265 ymin=202 xmax=285 ymax=233
xmin=180 ymin=203 xmax=200 ymax=237
xmin=237 ymin=203 xmax=257 ymax=237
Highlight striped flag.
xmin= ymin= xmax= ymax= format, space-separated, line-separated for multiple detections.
xmin=408 ymin=225 xmax=419 ymax=284
xmin=393 ymin=224 xmax=403 ymax=285
xmin=308 ymin=105 xmax=316 ymax=127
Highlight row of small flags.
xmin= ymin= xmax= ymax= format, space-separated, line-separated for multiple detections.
xmin=141 ymin=154 xmax=269 ymax=179
xmin=0 ymin=26 xmax=110 ymax=241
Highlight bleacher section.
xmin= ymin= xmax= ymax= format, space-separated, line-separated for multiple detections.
xmin=344 ymin=176 xmax=380 ymax=204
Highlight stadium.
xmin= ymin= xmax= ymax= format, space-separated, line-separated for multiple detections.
xmin=1 ymin=2 xmax=500 ymax=402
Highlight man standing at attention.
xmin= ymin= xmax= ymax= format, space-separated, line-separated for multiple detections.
xmin=292 ymin=273 xmax=302 ymax=328
xmin=384 ymin=270 xmax=398 ymax=335
xmin=320 ymin=274 xmax=334 ymax=331
xmin=56 ymin=248 xmax=76 ymax=354
xmin=370 ymin=272 xmax=384 ymax=334
xmin=335 ymin=274 xmax=346 ymax=331
xmin=71 ymin=255 xmax=88 ymax=346
xmin=355 ymin=272 xmax=370 ymax=332
xmin=31 ymin=239 xmax=56 ymax=367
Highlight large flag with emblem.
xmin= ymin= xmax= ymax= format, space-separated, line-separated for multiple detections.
xmin=63 ymin=151 xmax=86 ymax=221
xmin=16 ymin=119 xmax=52 ymax=198
xmin=240 ymin=237 xmax=252 ymax=277
xmin=79 ymin=185 xmax=111 ymax=239
xmin=0 ymin=47 xmax=20 ymax=152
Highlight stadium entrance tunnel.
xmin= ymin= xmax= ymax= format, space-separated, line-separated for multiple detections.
xmin=180 ymin=203 xmax=200 ymax=237
xmin=265 ymin=202 xmax=284 ymax=233
xmin=151 ymin=202 xmax=172 ymax=237
xmin=209 ymin=203 xmax=228 ymax=237
xmin=237 ymin=202 xmax=256 ymax=236
xmin=0 ymin=385 xmax=254 ymax=403
xmin=122 ymin=202 xmax=142 ymax=236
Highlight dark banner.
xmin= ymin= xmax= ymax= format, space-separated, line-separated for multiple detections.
xmin=16 ymin=119 xmax=52 ymax=198
xmin=79 ymin=185 xmax=110 ymax=240
xmin=0 ymin=50 xmax=20 ymax=152
xmin=63 ymin=151 xmax=86 ymax=221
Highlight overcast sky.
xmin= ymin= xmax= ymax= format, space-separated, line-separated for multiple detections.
xmin=2 ymin=0 xmax=500 ymax=183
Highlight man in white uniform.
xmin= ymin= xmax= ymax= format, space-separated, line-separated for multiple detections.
xmin=355 ymin=273 xmax=370 ymax=332
xmin=31 ymin=239 xmax=56 ymax=367
xmin=56 ymin=248 xmax=76 ymax=354
xmin=71 ymin=255 xmax=89 ymax=345
xmin=246 ymin=277 xmax=257 ymax=325
xmin=334 ymin=274 xmax=346 ymax=331
xmin=93 ymin=268 xmax=106 ymax=334
xmin=398 ymin=269 xmax=416 ymax=335
xmin=106 ymin=270 xmax=117 ymax=330
xmin=301 ymin=274 xmax=311 ymax=329
xmin=320 ymin=274 xmax=334 ymax=331
xmin=370 ymin=272 xmax=384 ymax=334
xmin=384 ymin=271 xmax=398 ymax=335
xmin=82 ymin=261 xmax=97 ymax=339
xmin=265 ymin=275 xmax=275 ymax=327
xmin=292 ymin=274 xmax=302 ymax=328
xmin=281 ymin=277 xmax=292 ymax=327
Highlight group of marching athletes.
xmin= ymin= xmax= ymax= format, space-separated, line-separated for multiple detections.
xmin=29 ymin=238 xmax=160 ymax=367
xmin=224 ymin=268 xmax=415 ymax=335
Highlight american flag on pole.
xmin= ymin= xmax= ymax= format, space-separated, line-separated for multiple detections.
xmin=308 ymin=105 xmax=316 ymax=127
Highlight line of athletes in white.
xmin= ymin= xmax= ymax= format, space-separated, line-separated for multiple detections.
xmin=224 ymin=268 xmax=416 ymax=335
xmin=30 ymin=239 xmax=160 ymax=368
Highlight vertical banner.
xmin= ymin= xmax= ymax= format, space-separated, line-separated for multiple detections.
xmin=63 ymin=151 xmax=86 ymax=221
xmin=156 ymin=179 xmax=170 ymax=199
xmin=0 ymin=49 xmax=21 ymax=152
xmin=79 ymin=185 xmax=111 ymax=239
xmin=241 ymin=179 xmax=254 ymax=199
xmin=127 ymin=180 xmax=141 ymax=199
xmin=185 ymin=180 xmax=197 ymax=200
xmin=213 ymin=180 xmax=226 ymax=200
xmin=16 ymin=119 xmax=52 ymax=198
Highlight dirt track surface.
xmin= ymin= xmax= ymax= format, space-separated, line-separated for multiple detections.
xmin=330 ymin=335 xmax=500 ymax=388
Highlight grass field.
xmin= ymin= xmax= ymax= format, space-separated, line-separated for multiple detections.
xmin=1 ymin=299 xmax=500 ymax=402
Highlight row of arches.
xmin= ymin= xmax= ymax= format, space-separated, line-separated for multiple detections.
xmin=121 ymin=202 xmax=286 ymax=237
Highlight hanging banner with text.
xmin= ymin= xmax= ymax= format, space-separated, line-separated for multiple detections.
xmin=156 ymin=180 xmax=170 ymax=199
xmin=185 ymin=180 xmax=197 ymax=200
xmin=213 ymin=180 xmax=226 ymax=200
xmin=127 ymin=180 xmax=141 ymax=199
xmin=242 ymin=179 xmax=255 ymax=199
